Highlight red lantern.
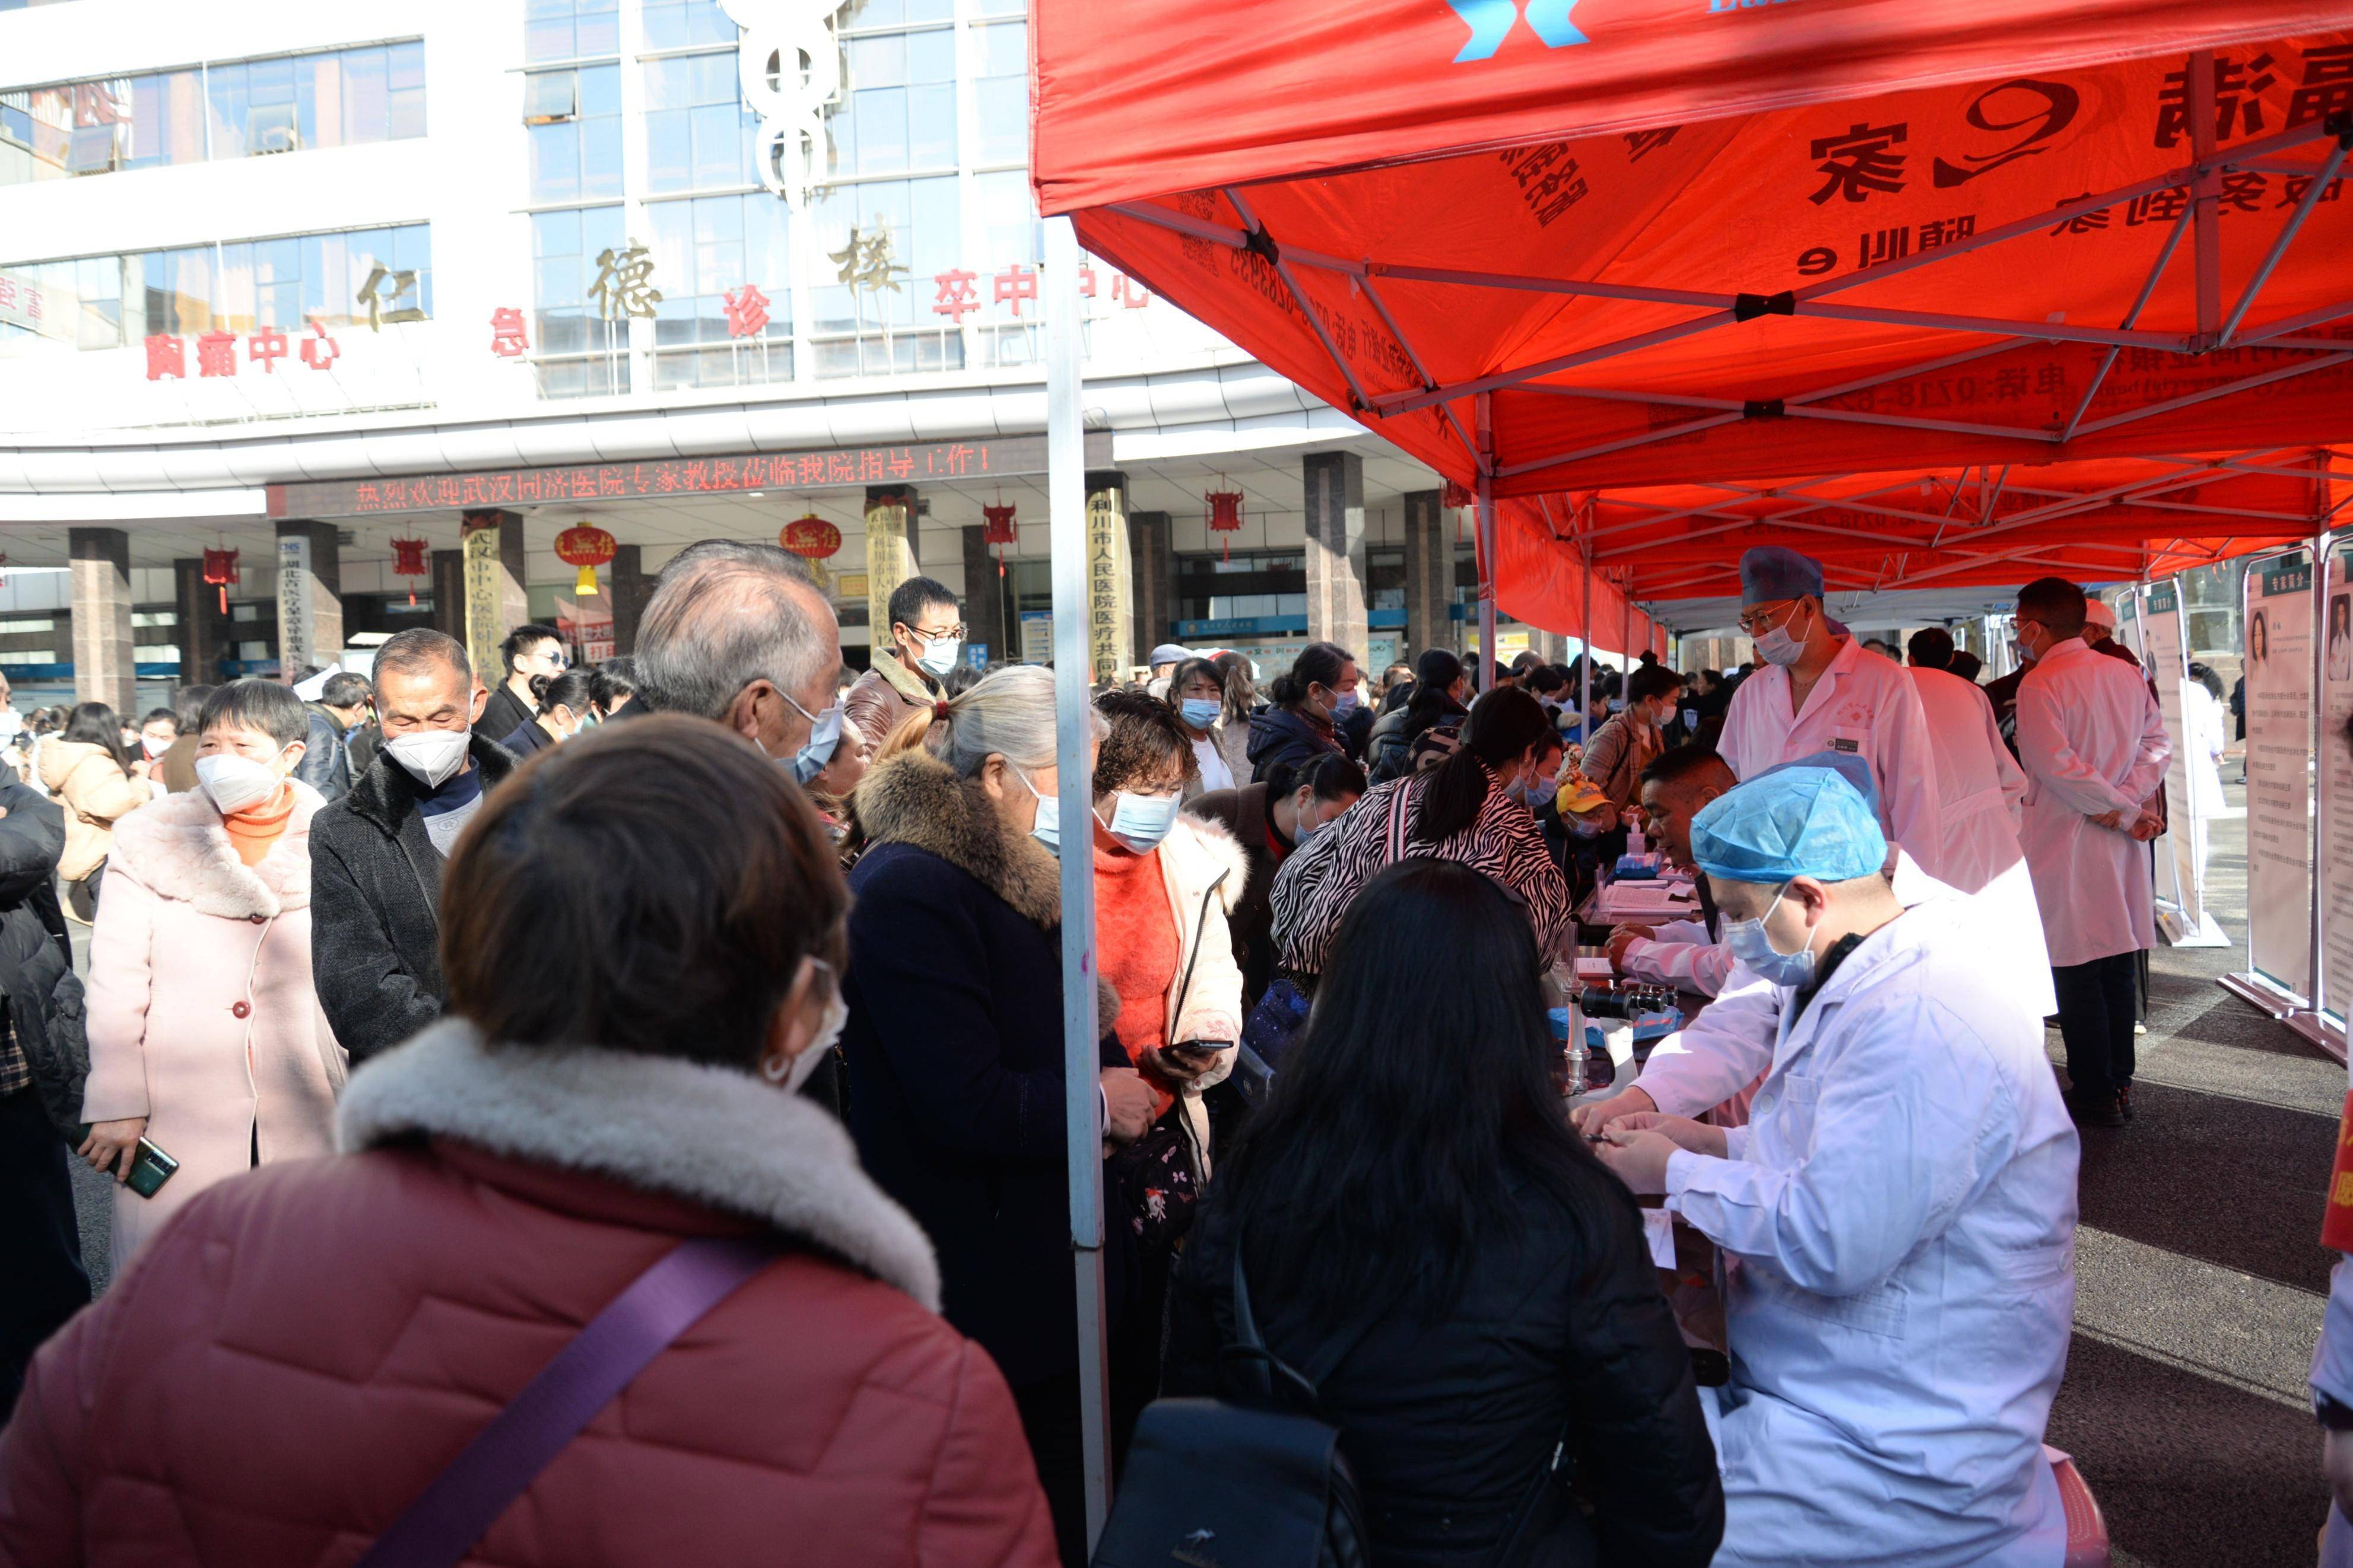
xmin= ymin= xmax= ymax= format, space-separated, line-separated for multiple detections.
xmin=554 ymin=523 xmax=617 ymax=597
xmin=981 ymin=502 xmax=1017 ymax=577
xmin=390 ymin=536 xmax=430 ymax=608
xmin=202 ymin=548 xmax=240 ymax=613
xmin=780 ymin=514 xmax=843 ymax=560
xmin=1206 ymin=488 xmax=1244 ymax=563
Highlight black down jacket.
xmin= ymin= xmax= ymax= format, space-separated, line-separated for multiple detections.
xmin=1164 ymin=1170 xmax=1723 ymax=1568
xmin=0 ymin=781 xmax=83 ymax=1137
xmin=310 ymin=736 xmax=516 ymax=1066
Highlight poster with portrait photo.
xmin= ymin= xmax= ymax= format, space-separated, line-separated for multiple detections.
xmin=2243 ymin=553 xmax=2315 ymax=1003
xmin=2322 ymin=551 xmax=2353 ymax=1029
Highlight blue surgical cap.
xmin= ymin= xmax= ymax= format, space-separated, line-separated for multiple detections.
xmin=1690 ymin=764 xmax=1888 ymax=886
xmin=1747 ymin=750 xmax=1880 ymax=820
xmin=1739 ymin=545 xmax=1825 ymax=606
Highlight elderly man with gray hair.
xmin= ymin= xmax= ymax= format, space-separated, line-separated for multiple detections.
xmin=635 ymin=540 xmax=846 ymax=781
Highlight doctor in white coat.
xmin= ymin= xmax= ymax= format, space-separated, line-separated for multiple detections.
xmin=1717 ymin=547 xmax=1944 ymax=872
xmin=1594 ymin=765 xmax=2080 ymax=1568
xmin=2012 ymin=576 xmax=2171 ymax=1128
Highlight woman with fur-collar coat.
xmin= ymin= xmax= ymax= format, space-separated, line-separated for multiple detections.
xmin=80 ymin=768 xmax=342 ymax=1267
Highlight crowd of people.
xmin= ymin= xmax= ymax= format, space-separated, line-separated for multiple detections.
xmin=0 ymin=530 xmax=2302 ymax=1568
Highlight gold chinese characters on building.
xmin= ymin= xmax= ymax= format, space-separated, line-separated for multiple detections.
xmin=1087 ymin=487 xmax=1130 ymax=684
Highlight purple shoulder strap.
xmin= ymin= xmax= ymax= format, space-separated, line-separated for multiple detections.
xmin=355 ymin=1235 xmax=773 ymax=1568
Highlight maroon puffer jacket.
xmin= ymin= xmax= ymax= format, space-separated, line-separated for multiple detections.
xmin=0 ymin=1020 xmax=1059 ymax=1568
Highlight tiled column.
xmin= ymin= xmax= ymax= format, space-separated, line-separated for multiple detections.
xmin=1303 ymin=450 xmax=1368 ymax=660
xmin=961 ymin=525 xmax=1007 ymax=665
xmin=1127 ymin=508 xmax=1172 ymax=664
xmin=273 ymin=519 xmax=343 ymax=677
xmin=609 ymin=543 xmax=654 ymax=656
xmin=1401 ymin=488 xmax=1450 ymax=661
xmin=431 ymin=548 xmax=465 ymax=641
xmin=173 ymin=556 xmax=233 ymax=686
xmin=69 ymin=527 xmax=135 ymax=715
xmin=459 ymin=508 xmax=528 ymax=682
xmin=863 ymin=486 xmax=919 ymax=653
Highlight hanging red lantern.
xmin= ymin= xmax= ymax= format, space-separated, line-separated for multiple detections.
xmin=390 ymin=536 xmax=430 ymax=608
xmin=780 ymin=514 xmax=842 ymax=560
xmin=202 ymin=547 xmax=240 ymax=613
xmin=554 ymin=523 xmax=617 ymax=597
xmin=981 ymin=502 xmax=1017 ymax=577
xmin=1206 ymin=488 xmax=1244 ymax=563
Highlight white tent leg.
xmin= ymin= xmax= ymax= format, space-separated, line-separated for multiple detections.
xmin=1476 ymin=392 xmax=1497 ymax=690
xmin=1045 ymin=212 xmax=1112 ymax=1548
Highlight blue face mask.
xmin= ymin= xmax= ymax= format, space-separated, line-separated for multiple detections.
xmin=1102 ymin=790 xmax=1181 ymax=853
xmin=1012 ymin=765 xmax=1060 ymax=855
xmin=780 ymin=691 xmax=843 ymax=785
xmin=1179 ymin=697 xmax=1221 ymax=730
xmin=913 ymin=635 xmax=963 ymax=678
xmin=1722 ymin=883 xmax=1816 ymax=987
xmin=1331 ymin=689 xmax=1360 ymax=718
xmin=1510 ymin=773 xmax=1558 ymax=812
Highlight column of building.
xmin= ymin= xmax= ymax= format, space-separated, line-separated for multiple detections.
xmin=1401 ymin=487 xmax=1451 ymax=663
xmin=273 ymin=519 xmax=344 ymax=677
xmin=69 ymin=529 xmax=136 ymax=715
xmin=458 ymin=509 xmax=528 ymax=682
xmin=172 ymin=555 xmax=233 ymax=688
xmin=1303 ymin=451 xmax=1368 ymax=664
xmin=1127 ymin=507 xmax=1171 ymax=664
xmin=863 ymin=486 xmax=919 ymax=659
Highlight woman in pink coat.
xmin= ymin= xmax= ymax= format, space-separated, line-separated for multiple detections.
xmin=78 ymin=680 xmax=344 ymax=1265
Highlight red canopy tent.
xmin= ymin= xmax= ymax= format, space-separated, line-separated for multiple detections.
xmin=1033 ymin=1 xmax=2353 ymax=634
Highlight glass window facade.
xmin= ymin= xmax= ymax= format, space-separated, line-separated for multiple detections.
xmin=0 ymin=43 xmax=423 ymax=184
xmin=828 ymin=28 xmax=955 ymax=177
xmin=644 ymin=192 xmax=792 ymax=388
xmin=0 ymin=224 xmax=432 ymax=352
xmin=525 ymin=0 xmax=620 ymax=64
xmin=642 ymin=52 xmax=757 ymax=193
xmin=974 ymin=21 xmax=1026 ymax=166
xmin=642 ymin=0 xmax=736 ymax=50
xmin=525 ymin=63 xmax=622 ymax=201
xmin=531 ymin=205 xmax=631 ymax=396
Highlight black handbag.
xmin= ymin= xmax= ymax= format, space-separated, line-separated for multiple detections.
xmin=1092 ymin=1243 xmax=1372 ymax=1568
xmin=1097 ymin=1241 xmax=1577 ymax=1568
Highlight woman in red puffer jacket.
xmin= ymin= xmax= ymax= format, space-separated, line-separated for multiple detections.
xmin=0 ymin=714 xmax=1058 ymax=1568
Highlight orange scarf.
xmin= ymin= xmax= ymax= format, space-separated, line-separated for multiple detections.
xmin=223 ymin=785 xmax=295 ymax=867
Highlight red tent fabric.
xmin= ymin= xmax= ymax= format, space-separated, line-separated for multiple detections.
xmin=1035 ymin=3 xmax=2353 ymax=630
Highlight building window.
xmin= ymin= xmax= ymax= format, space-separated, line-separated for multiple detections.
xmin=131 ymin=611 xmax=179 ymax=628
xmin=531 ymin=205 xmax=631 ymax=397
xmin=974 ymin=20 xmax=1025 ymax=166
xmin=215 ymin=224 xmax=434 ymax=332
xmin=525 ymin=0 xmax=620 ymax=64
xmin=642 ymin=0 xmax=737 ymax=50
xmin=828 ymin=28 xmax=955 ymax=177
xmin=525 ymin=63 xmax=622 ymax=201
xmin=642 ymin=52 xmax=757 ymax=194
xmin=2 ymin=44 xmax=423 ymax=185
xmin=644 ymin=193 xmax=792 ymax=388
xmin=136 ymin=246 xmax=216 ymax=338
xmin=840 ymin=0 xmax=955 ymax=24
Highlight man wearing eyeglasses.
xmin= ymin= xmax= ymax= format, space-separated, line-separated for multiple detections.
xmin=1716 ymin=546 xmax=1944 ymax=872
xmin=845 ymin=576 xmax=965 ymax=750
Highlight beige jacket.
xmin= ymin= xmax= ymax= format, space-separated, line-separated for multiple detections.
xmin=1151 ymin=813 xmax=1250 ymax=1163
xmin=39 ymin=740 xmax=153 ymax=881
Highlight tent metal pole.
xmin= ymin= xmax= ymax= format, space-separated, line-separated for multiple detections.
xmin=1580 ymin=543 xmax=1593 ymax=720
xmin=2190 ymin=52 xmax=2222 ymax=344
xmin=1044 ymin=212 xmax=1112 ymax=1550
xmin=2307 ymin=516 xmax=2333 ymax=1027
xmin=2222 ymin=139 xmax=2347 ymax=345
xmin=1373 ymin=313 xmax=1735 ymax=415
xmin=2071 ymin=352 xmax=2353 ymax=437
xmin=2064 ymin=206 xmax=2192 ymax=441
xmin=1476 ymin=392 xmax=1497 ymax=691
xmin=1621 ymin=568 xmax=1632 ymax=678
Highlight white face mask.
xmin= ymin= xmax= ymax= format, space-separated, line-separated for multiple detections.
xmin=1012 ymin=764 xmax=1060 ymax=855
xmin=1101 ymin=790 xmax=1180 ymax=853
xmin=386 ymin=727 xmax=471 ymax=788
xmin=913 ymin=634 xmax=963 ymax=679
xmin=1754 ymin=602 xmax=1812 ymax=667
xmin=194 ymin=753 xmax=282 ymax=815
xmin=764 ymin=960 xmax=847 ymax=1096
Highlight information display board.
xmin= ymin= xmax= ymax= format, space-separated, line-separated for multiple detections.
xmin=2242 ymin=552 xmax=2317 ymax=1004
xmin=2320 ymin=542 xmax=2353 ymax=1031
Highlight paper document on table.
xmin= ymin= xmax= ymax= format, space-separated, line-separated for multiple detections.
xmin=1643 ymin=1210 xmax=1677 ymax=1270
xmin=1574 ymin=956 xmax=1615 ymax=981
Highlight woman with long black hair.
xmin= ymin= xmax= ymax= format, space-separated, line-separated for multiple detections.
xmin=1268 ymin=685 xmax=1570 ymax=980
xmin=1244 ymin=640 xmax=1357 ymax=781
xmin=1164 ymin=859 xmax=1722 ymax=1568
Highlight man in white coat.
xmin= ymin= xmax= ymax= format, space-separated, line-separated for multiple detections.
xmin=1717 ymin=547 xmax=1944 ymax=870
xmin=2011 ymin=576 xmax=2170 ymax=1128
xmin=1595 ymin=765 xmax=2079 ymax=1568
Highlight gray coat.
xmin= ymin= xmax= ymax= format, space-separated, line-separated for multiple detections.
xmin=309 ymin=735 xmax=516 ymax=1066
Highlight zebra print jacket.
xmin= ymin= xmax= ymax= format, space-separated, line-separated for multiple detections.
xmin=1266 ymin=763 xmax=1574 ymax=979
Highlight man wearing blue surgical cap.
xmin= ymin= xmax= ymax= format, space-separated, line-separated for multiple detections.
xmin=1716 ymin=545 xmax=1947 ymax=885
xmin=1594 ymin=765 xmax=2079 ymax=1568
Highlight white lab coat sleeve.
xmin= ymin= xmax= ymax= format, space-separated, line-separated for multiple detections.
xmin=1619 ymin=934 xmax=1732 ymax=996
xmin=1878 ymin=669 xmax=1946 ymax=866
xmin=1722 ymin=1124 xmax=1754 ymax=1162
xmin=1980 ymin=687 xmax=2028 ymax=826
xmin=1634 ymin=964 xmax=1779 ymax=1117
xmin=1665 ymin=992 xmax=2002 ymax=1297
xmin=2015 ymin=678 xmax=2140 ymax=819
xmin=2120 ymin=685 xmax=2173 ymax=808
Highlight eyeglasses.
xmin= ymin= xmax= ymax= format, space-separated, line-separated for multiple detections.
xmin=1735 ymin=602 xmax=1796 ymax=634
xmin=908 ymin=624 xmax=966 ymax=641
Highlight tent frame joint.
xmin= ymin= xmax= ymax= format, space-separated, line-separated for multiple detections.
xmin=1732 ymin=291 xmax=1795 ymax=324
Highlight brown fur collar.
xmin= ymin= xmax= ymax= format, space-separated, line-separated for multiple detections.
xmin=853 ymin=749 xmax=1061 ymax=930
